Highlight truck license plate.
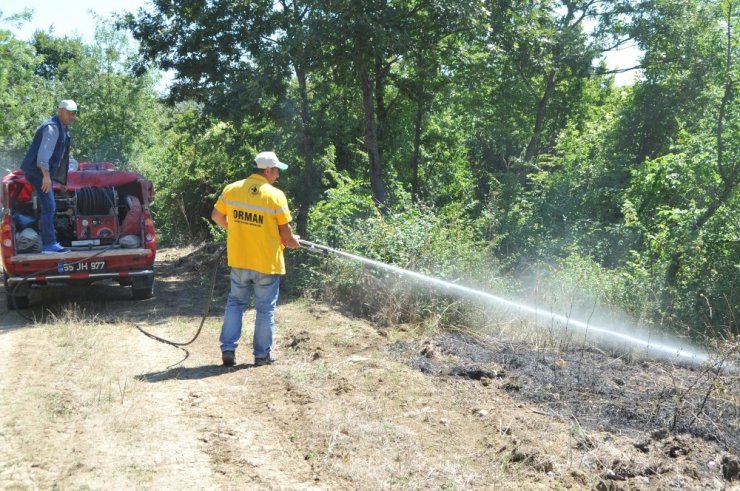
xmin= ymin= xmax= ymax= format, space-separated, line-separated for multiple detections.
xmin=58 ymin=260 xmax=106 ymax=273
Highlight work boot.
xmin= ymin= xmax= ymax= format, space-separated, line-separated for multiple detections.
xmin=222 ymin=350 xmax=236 ymax=367
xmin=254 ymin=354 xmax=276 ymax=367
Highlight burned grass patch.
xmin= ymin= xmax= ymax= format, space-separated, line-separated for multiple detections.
xmin=396 ymin=331 xmax=739 ymax=455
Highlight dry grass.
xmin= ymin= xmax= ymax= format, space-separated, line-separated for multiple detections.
xmin=1 ymin=247 xmax=737 ymax=490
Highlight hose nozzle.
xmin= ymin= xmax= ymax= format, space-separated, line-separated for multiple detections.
xmin=298 ymin=239 xmax=330 ymax=256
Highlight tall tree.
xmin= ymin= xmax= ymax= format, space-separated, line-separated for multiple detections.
xmin=485 ymin=0 xmax=631 ymax=162
xmin=122 ymin=0 xmax=333 ymax=233
xmin=0 ymin=11 xmax=56 ymax=167
xmin=309 ymin=0 xmax=399 ymax=206
xmin=29 ymin=26 xmax=161 ymax=166
xmin=662 ymin=0 xmax=740 ymax=287
xmin=392 ymin=2 xmax=477 ymax=201
xmin=123 ymin=0 xmax=475 ymax=210
xmin=620 ymin=0 xmax=720 ymax=163
xmin=313 ymin=0 xmax=475 ymax=205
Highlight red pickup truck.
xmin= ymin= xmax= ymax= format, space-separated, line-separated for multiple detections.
xmin=1 ymin=162 xmax=157 ymax=309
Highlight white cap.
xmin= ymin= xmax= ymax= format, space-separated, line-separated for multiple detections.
xmin=254 ymin=151 xmax=288 ymax=170
xmin=58 ymin=99 xmax=78 ymax=112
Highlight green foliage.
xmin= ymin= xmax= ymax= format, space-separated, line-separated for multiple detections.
xmin=525 ymin=253 xmax=665 ymax=333
xmin=55 ymin=25 xmax=162 ymax=166
xmin=620 ymin=0 xmax=725 ymax=163
xmin=138 ymin=105 xmax=261 ymax=244
xmin=296 ymin=178 xmax=505 ymax=328
xmin=308 ymin=175 xmax=377 ymax=247
xmin=204 ymin=216 xmax=226 ymax=244
xmin=623 ymin=143 xmax=739 ymax=336
xmin=525 ymin=93 xmax=634 ymax=264
xmin=0 ymin=20 xmax=163 ymax=174
xmin=0 ymin=27 xmax=53 ymax=168
xmin=1 ymin=0 xmax=737 ymax=342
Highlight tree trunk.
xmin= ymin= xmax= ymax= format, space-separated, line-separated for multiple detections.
xmin=411 ymin=98 xmax=423 ymax=201
xmin=360 ymin=63 xmax=386 ymax=206
xmin=295 ymin=65 xmax=315 ymax=236
xmin=375 ymin=55 xmax=386 ymax=162
xmin=524 ymin=69 xmax=557 ymax=162
xmin=664 ymin=183 xmax=736 ymax=286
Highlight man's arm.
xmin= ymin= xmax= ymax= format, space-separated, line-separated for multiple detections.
xmin=278 ymin=223 xmax=300 ymax=249
xmin=39 ymin=168 xmax=52 ymax=193
xmin=37 ymin=125 xmax=59 ymax=193
xmin=211 ymin=208 xmax=228 ymax=229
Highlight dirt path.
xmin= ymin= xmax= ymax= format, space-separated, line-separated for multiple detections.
xmin=1 ymin=246 xmax=738 ymax=490
xmin=1 ymin=247 xmax=326 ymax=490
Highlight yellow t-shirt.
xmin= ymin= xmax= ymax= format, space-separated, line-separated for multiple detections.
xmin=214 ymin=174 xmax=292 ymax=274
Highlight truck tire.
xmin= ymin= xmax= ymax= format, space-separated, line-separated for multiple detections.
xmin=4 ymin=273 xmax=31 ymax=309
xmin=6 ymin=293 xmax=30 ymax=310
xmin=130 ymin=273 xmax=154 ymax=300
xmin=132 ymin=285 xmax=153 ymax=300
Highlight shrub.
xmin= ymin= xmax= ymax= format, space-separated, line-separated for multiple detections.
xmin=290 ymin=178 xmax=514 ymax=330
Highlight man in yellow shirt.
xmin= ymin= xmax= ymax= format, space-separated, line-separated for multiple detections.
xmin=211 ymin=151 xmax=300 ymax=367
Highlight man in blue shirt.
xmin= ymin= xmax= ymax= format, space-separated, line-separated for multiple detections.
xmin=20 ymin=100 xmax=78 ymax=253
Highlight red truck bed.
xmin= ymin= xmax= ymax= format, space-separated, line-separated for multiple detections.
xmin=1 ymin=162 xmax=157 ymax=309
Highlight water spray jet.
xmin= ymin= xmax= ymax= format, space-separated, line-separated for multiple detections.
xmin=299 ymin=240 xmax=719 ymax=366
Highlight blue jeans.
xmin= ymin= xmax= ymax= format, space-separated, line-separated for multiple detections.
xmin=219 ymin=267 xmax=281 ymax=358
xmin=33 ymin=185 xmax=57 ymax=246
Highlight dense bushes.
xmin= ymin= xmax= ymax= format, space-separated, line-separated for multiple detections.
xmin=288 ymin=179 xmax=508 ymax=329
xmin=287 ymin=163 xmax=735 ymax=342
xmin=286 ymin=176 xmax=670 ymax=341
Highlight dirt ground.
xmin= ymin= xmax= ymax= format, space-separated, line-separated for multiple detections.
xmin=1 ymin=246 xmax=738 ymax=490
